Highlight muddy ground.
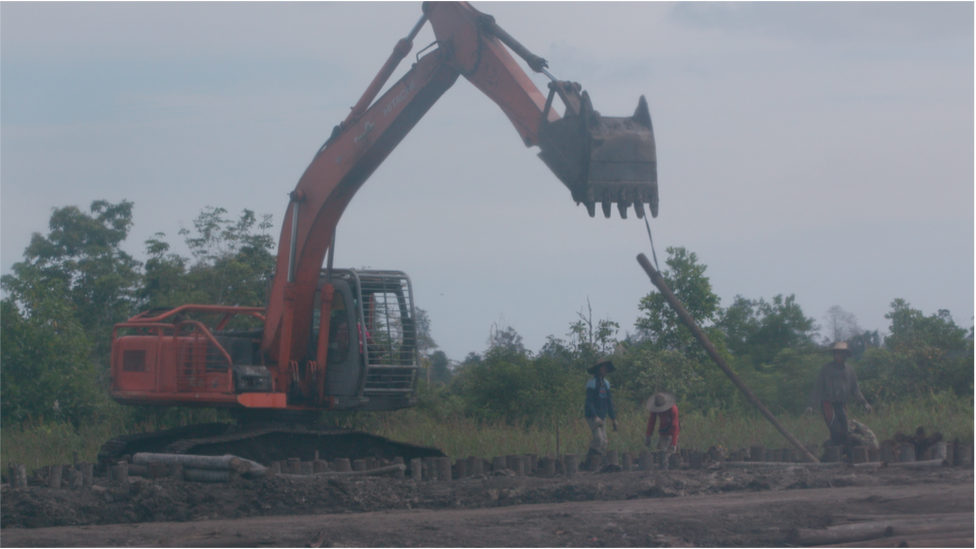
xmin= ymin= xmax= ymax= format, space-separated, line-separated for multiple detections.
xmin=2 ymin=463 xmax=972 ymax=547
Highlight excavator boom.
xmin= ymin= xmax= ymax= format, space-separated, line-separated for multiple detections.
xmin=110 ymin=1 xmax=658 ymax=417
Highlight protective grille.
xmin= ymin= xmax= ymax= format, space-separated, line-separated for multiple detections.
xmin=353 ymin=271 xmax=419 ymax=394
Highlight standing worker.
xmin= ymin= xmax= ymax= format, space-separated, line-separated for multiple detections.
xmin=645 ymin=391 xmax=679 ymax=456
xmin=805 ymin=342 xmax=872 ymax=450
xmin=584 ymin=360 xmax=618 ymax=460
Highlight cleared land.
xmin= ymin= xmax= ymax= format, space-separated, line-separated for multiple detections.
xmin=2 ymin=462 xmax=972 ymax=547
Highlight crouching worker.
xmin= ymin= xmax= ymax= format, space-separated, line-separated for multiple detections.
xmin=848 ymin=419 xmax=879 ymax=450
xmin=645 ymin=391 xmax=679 ymax=457
xmin=584 ymin=360 xmax=618 ymax=459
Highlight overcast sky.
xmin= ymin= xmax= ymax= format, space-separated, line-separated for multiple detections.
xmin=2 ymin=2 xmax=973 ymax=362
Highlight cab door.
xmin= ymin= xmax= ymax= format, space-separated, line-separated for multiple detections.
xmin=311 ymin=277 xmax=364 ymax=405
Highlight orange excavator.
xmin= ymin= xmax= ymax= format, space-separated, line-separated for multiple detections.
xmin=101 ymin=1 xmax=657 ymax=466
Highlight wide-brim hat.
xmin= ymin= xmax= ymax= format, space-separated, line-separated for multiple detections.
xmin=828 ymin=342 xmax=853 ymax=356
xmin=587 ymin=360 xmax=615 ymax=375
xmin=646 ymin=391 xmax=676 ymax=413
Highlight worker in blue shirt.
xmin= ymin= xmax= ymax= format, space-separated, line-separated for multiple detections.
xmin=584 ymin=360 xmax=618 ymax=458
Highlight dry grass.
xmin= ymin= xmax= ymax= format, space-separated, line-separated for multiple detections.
xmin=3 ymin=393 xmax=971 ymax=471
xmin=364 ymin=392 xmax=973 ymax=460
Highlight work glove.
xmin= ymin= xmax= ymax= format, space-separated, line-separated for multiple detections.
xmin=803 ymin=406 xmax=814 ymax=416
xmin=644 ymin=435 xmax=652 ymax=448
xmin=666 ymin=444 xmax=677 ymax=455
xmin=594 ymin=417 xmax=604 ymax=427
xmin=864 ymin=403 xmax=873 ymax=413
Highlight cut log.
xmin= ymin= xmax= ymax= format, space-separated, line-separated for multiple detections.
xmin=132 ymin=453 xmax=250 ymax=472
xmin=884 ymin=459 xmax=947 ymax=468
xmin=184 ymin=469 xmax=234 ymax=483
xmin=276 ymin=463 xmax=406 ymax=479
xmin=724 ymin=461 xmax=846 ymax=469
xmin=833 ymin=512 xmax=972 ymax=525
xmin=889 ymin=524 xmax=974 ymax=538
xmin=789 ymin=522 xmax=893 ymax=546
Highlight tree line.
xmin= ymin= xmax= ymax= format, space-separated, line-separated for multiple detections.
xmin=2 ymin=200 xmax=972 ymax=430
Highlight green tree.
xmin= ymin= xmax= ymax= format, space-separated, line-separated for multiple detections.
xmin=138 ymin=207 xmax=275 ymax=309
xmin=486 ymin=321 xmax=527 ymax=355
xmin=568 ymin=299 xmax=620 ymax=365
xmin=428 ymin=350 xmax=452 ymax=384
xmin=1 ymin=289 xmax=107 ymax=425
xmin=2 ymin=200 xmax=141 ymax=362
xmin=635 ymin=246 xmax=725 ymax=362
xmin=450 ymin=346 xmax=584 ymax=429
xmin=858 ymin=299 xmax=973 ymax=400
xmin=717 ymin=294 xmax=817 ymax=366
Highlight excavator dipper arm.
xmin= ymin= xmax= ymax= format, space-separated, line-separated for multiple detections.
xmin=262 ymin=1 xmax=658 ymax=396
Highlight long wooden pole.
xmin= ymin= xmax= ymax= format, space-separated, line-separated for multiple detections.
xmin=636 ymin=253 xmax=820 ymax=463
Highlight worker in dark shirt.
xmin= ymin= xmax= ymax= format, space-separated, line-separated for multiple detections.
xmin=805 ymin=341 xmax=872 ymax=447
xmin=645 ymin=391 xmax=679 ymax=455
xmin=584 ymin=360 xmax=618 ymax=458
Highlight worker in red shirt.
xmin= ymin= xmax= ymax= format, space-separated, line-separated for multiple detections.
xmin=645 ymin=391 xmax=679 ymax=456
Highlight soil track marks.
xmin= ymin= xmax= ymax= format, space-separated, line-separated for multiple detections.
xmin=2 ymin=466 xmax=971 ymax=547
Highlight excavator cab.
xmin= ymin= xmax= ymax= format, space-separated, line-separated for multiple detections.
xmin=310 ymin=269 xmax=419 ymax=412
xmin=538 ymin=84 xmax=658 ymax=220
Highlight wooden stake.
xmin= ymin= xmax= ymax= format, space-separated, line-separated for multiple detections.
xmin=48 ymin=464 xmax=63 ymax=489
xmin=564 ymin=454 xmax=578 ymax=475
xmin=638 ymin=253 xmax=820 ymax=464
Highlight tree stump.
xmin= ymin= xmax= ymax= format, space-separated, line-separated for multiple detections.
xmin=68 ymin=468 xmax=83 ymax=490
xmin=436 ymin=457 xmax=452 ymax=481
xmin=286 ymin=458 xmax=302 ymax=475
xmin=81 ymin=463 xmax=93 ymax=487
xmin=409 ymin=458 xmax=422 ymax=481
xmin=639 ymin=451 xmax=653 ymax=471
xmin=333 ymin=458 xmax=352 ymax=473
xmin=492 ymin=456 xmax=506 ymax=472
xmin=543 ymin=457 xmax=556 ymax=477
xmin=564 ymin=454 xmax=578 ymax=475
xmin=467 ymin=456 xmax=483 ymax=476
xmin=899 ymin=443 xmax=916 ymax=463
xmin=48 ymin=464 xmax=63 ymax=489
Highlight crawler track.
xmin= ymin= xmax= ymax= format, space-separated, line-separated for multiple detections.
xmin=97 ymin=422 xmax=444 ymax=472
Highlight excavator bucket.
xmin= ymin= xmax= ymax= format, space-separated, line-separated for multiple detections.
xmin=538 ymin=93 xmax=658 ymax=218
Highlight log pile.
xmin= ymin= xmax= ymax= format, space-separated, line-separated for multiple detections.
xmin=3 ymin=434 xmax=972 ymax=489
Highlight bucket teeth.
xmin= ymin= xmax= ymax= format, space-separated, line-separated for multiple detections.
xmin=537 ymin=91 xmax=658 ymax=220
xmin=585 ymin=201 xmax=596 ymax=217
xmin=617 ymin=202 xmax=629 ymax=219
